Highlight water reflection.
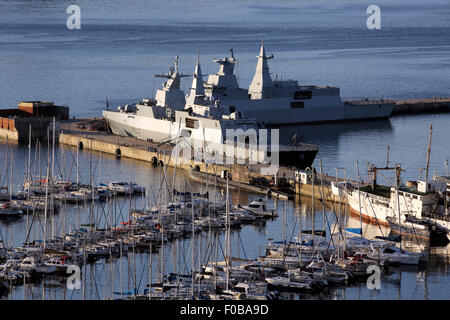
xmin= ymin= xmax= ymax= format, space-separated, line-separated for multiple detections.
xmin=278 ymin=119 xmax=393 ymax=147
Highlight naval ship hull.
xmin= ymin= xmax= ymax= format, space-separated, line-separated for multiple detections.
xmin=103 ymin=110 xmax=318 ymax=170
xmin=103 ymin=110 xmax=173 ymax=143
xmin=217 ymin=98 xmax=395 ymax=126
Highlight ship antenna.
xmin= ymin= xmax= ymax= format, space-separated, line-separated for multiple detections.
xmin=196 ymin=47 xmax=200 ymax=65
xmin=425 ymin=123 xmax=433 ymax=182
xmin=174 ymin=56 xmax=179 ymax=73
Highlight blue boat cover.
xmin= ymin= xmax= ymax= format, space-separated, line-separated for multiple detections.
xmin=345 ymin=228 xmax=362 ymax=235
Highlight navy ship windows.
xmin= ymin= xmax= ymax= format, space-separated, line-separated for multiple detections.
xmin=185 ymin=118 xmax=199 ymax=129
xmin=290 ymin=101 xmax=305 ymax=108
xmin=294 ymin=90 xmax=312 ymax=100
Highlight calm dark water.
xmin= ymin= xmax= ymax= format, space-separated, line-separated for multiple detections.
xmin=0 ymin=0 xmax=449 ymax=300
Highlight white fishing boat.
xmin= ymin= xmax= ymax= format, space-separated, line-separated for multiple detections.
xmin=331 ymin=181 xmax=351 ymax=198
xmin=342 ymin=163 xmax=444 ymax=228
xmin=421 ymin=176 xmax=450 ymax=240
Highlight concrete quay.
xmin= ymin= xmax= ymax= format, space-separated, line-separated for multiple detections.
xmin=392 ymin=97 xmax=450 ymax=115
xmin=58 ymin=119 xmax=345 ymax=202
xmin=59 ymin=119 xmax=251 ymax=184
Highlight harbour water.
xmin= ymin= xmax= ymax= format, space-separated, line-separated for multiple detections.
xmin=0 ymin=0 xmax=449 ymax=300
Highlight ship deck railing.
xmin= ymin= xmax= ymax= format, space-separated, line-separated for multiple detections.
xmin=423 ymin=211 xmax=450 ymax=222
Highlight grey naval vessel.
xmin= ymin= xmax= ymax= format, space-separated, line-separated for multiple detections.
xmin=103 ymin=57 xmax=318 ymax=170
xmin=203 ymin=44 xmax=395 ymax=126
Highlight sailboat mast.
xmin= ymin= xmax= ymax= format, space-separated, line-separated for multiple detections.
xmin=5 ymin=136 xmax=9 ymax=197
xmin=336 ymin=167 xmax=341 ymax=262
xmin=425 ymin=123 xmax=433 ymax=182
xmin=51 ymin=117 xmax=55 ymax=183
xmin=10 ymin=147 xmax=13 ymax=199
xmin=76 ymin=145 xmax=79 ymax=186
xmin=191 ymin=189 xmax=195 ymax=297
xmin=225 ymin=175 xmax=230 ymax=292
xmin=343 ymin=169 xmax=348 ymax=259
xmin=311 ymin=166 xmax=315 ymax=244
xmin=43 ymin=128 xmax=50 ymax=250
xmin=320 ymin=159 xmax=325 ymax=232
xmin=356 ymin=160 xmax=363 ymax=238
xmin=396 ymin=165 xmax=402 ymax=250
xmin=28 ymin=125 xmax=32 ymax=185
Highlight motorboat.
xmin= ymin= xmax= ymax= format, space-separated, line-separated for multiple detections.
xmin=366 ymin=244 xmax=422 ymax=265
xmin=239 ymin=199 xmax=278 ymax=218
xmin=107 ymin=181 xmax=146 ymax=195
xmin=0 ymin=202 xmax=23 ymax=218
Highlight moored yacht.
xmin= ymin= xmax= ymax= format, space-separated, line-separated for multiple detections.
xmin=238 ymin=198 xmax=278 ymax=218
xmin=366 ymin=244 xmax=422 ymax=265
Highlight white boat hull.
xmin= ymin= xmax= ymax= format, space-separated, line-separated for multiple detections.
xmin=218 ymin=98 xmax=395 ymax=126
xmin=347 ymin=190 xmax=391 ymax=226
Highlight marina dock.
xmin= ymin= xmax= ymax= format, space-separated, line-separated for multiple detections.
xmin=59 ymin=119 xmax=256 ymax=184
xmin=4 ymin=96 xmax=448 ymax=202
xmin=392 ymin=97 xmax=450 ymax=115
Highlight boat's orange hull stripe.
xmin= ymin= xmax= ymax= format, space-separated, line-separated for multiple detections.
xmin=349 ymin=207 xmax=390 ymax=227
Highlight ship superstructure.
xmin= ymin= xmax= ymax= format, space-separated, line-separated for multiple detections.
xmin=204 ymin=44 xmax=395 ymax=126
